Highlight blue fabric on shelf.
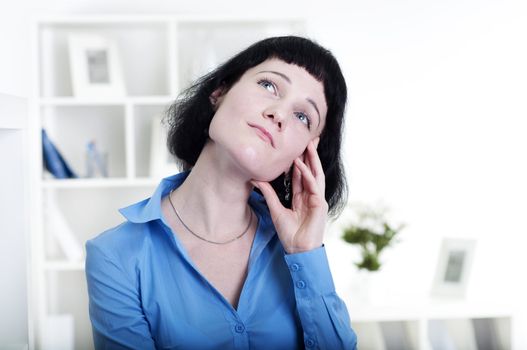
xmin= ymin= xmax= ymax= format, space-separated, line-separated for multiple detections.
xmin=42 ymin=129 xmax=77 ymax=179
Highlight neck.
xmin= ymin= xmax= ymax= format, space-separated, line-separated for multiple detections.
xmin=170 ymin=141 xmax=255 ymax=241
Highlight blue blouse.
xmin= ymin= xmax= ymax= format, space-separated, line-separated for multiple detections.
xmin=85 ymin=171 xmax=357 ymax=349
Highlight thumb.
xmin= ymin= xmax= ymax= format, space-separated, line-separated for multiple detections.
xmin=251 ymin=181 xmax=285 ymax=217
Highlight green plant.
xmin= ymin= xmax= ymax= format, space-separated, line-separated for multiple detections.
xmin=342 ymin=205 xmax=404 ymax=271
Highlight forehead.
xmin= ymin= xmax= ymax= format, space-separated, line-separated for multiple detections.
xmin=244 ymin=59 xmax=327 ymax=119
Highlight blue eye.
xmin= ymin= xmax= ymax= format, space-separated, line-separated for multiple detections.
xmin=257 ymin=79 xmax=277 ymax=94
xmin=295 ymin=112 xmax=311 ymax=129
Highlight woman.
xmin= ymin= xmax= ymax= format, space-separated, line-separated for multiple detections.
xmin=86 ymin=36 xmax=357 ymax=349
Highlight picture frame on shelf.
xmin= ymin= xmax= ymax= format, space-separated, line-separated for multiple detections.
xmin=149 ymin=114 xmax=179 ymax=179
xmin=68 ymin=33 xmax=126 ymax=97
xmin=431 ymin=238 xmax=477 ymax=298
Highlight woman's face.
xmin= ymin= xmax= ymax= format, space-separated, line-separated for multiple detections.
xmin=208 ymin=58 xmax=328 ymax=181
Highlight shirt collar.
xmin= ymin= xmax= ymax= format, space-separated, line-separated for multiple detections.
xmin=119 ymin=171 xmax=269 ymax=224
xmin=118 ymin=171 xmax=190 ymax=223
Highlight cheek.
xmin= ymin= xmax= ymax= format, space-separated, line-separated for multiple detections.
xmin=273 ymin=141 xmax=309 ymax=174
xmin=208 ymin=116 xmax=222 ymax=141
xmin=208 ymin=98 xmax=247 ymax=139
xmin=287 ymin=136 xmax=310 ymax=159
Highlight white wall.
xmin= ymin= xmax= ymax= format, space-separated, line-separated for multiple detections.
xmin=322 ymin=0 xmax=527 ymax=290
xmin=1 ymin=0 xmax=526 ymax=347
xmin=0 ymin=95 xmax=29 ymax=349
xmin=311 ymin=2 xmax=527 ymax=348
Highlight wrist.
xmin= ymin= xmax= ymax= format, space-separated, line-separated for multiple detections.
xmin=284 ymin=243 xmax=322 ymax=255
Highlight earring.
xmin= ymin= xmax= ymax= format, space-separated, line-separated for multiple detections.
xmin=283 ymin=172 xmax=291 ymax=202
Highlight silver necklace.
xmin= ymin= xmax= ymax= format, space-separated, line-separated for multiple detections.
xmin=168 ymin=189 xmax=253 ymax=245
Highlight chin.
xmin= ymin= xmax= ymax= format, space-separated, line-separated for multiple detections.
xmin=229 ymin=145 xmax=284 ymax=181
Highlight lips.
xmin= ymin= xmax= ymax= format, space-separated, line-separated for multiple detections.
xmin=248 ymin=123 xmax=274 ymax=147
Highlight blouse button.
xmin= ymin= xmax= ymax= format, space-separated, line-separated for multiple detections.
xmin=290 ymin=263 xmax=300 ymax=272
xmin=305 ymin=338 xmax=316 ymax=347
xmin=296 ymin=280 xmax=306 ymax=289
xmin=235 ymin=323 xmax=245 ymax=333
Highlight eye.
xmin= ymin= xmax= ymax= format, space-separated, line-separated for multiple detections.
xmin=257 ymin=78 xmax=277 ymax=95
xmin=295 ymin=112 xmax=312 ymax=130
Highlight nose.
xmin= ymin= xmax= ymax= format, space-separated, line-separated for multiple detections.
xmin=263 ymin=105 xmax=288 ymax=130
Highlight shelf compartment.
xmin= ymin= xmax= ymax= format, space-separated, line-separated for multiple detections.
xmin=41 ymin=105 xmax=127 ymax=178
xmin=44 ymin=271 xmax=93 ymax=350
xmin=428 ymin=317 xmax=511 ymax=350
xmin=352 ymin=320 xmax=420 ymax=350
xmin=133 ymin=104 xmax=174 ymax=178
xmin=39 ymin=22 xmax=170 ymax=98
xmin=43 ymin=187 xmax=155 ymax=262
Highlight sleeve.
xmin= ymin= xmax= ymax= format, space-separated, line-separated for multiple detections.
xmin=284 ymin=246 xmax=358 ymax=350
xmin=85 ymin=240 xmax=156 ymax=350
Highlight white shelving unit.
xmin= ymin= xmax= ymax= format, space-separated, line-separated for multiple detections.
xmin=348 ymin=301 xmax=512 ymax=350
xmin=31 ymin=15 xmax=306 ymax=350
xmin=1 ymin=94 xmax=31 ymax=350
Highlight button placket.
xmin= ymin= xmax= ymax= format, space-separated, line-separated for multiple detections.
xmin=305 ymin=338 xmax=316 ymax=348
xmin=295 ymin=280 xmax=306 ymax=289
xmin=234 ymin=323 xmax=245 ymax=333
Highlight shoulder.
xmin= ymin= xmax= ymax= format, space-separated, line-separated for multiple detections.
xmin=85 ymin=173 xmax=182 ymax=275
xmin=86 ymin=220 xmax=156 ymax=269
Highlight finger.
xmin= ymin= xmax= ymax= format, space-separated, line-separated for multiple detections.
xmin=306 ymin=140 xmax=324 ymax=185
xmin=293 ymin=158 xmax=322 ymax=195
xmin=304 ymin=144 xmax=312 ymax=171
xmin=292 ymin=162 xmax=302 ymax=194
xmin=302 ymin=141 xmax=316 ymax=181
xmin=300 ymin=138 xmax=319 ymax=169
xmin=251 ymin=180 xmax=285 ymax=217
xmin=291 ymin=163 xmax=302 ymax=210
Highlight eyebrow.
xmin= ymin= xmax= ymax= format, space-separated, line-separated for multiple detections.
xmin=257 ymin=70 xmax=321 ymax=127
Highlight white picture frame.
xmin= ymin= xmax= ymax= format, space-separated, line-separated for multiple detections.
xmin=149 ymin=114 xmax=179 ymax=179
xmin=431 ymin=238 xmax=477 ymax=298
xmin=68 ymin=33 xmax=126 ymax=97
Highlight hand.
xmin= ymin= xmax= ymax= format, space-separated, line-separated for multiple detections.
xmin=251 ymin=138 xmax=328 ymax=254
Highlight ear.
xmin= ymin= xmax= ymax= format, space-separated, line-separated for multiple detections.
xmin=209 ymin=86 xmax=226 ymax=109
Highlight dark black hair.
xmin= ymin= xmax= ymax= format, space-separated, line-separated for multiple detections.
xmin=165 ymin=36 xmax=348 ymax=218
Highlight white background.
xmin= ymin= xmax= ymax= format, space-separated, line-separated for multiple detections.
xmin=1 ymin=0 xmax=526 ymax=347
